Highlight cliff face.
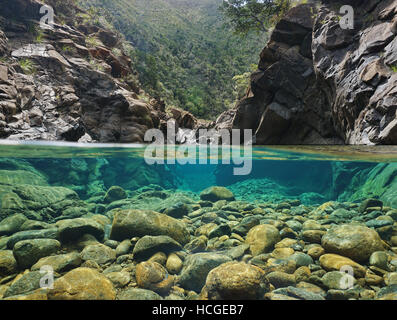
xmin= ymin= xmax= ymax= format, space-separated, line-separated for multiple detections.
xmin=216 ymin=0 xmax=397 ymax=145
xmin=0 ymin=0 xmax=200 ymax=143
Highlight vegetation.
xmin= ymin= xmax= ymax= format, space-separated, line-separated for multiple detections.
xmin=78 ymin=0 xmax=267 ymax=120
xmin=220 ymin=0 xmax=294 ymax=35
xmin=19 ymin=59 xmax=37 ymax=75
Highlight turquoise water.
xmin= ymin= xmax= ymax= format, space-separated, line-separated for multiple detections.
xmin=1 ymin=141 xmax=397 ymax=300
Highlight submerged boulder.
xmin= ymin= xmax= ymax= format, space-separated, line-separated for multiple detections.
xmin=246 ymin=224 xmax=281 ymax=256
xmin=48 ymin=267 xmax=116 ymax=300
xmin=132 ymin=235 xmax=182 ymax=261
xmin=13 ymin=238 xmax=61 ymax=269
xmin=201 ymin=261 xmax=266 ymax=300
xmin=200 ymin=187 xmax=235 ymax=202
xmin=110 ymin=209 xmax=190 ymax=244
xmin=321 ymin=224 xmax=385 ymax=263
xmin=178 ymin=252 xmax=231 ymax=292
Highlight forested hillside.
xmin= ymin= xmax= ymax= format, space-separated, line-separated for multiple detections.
xmin=78 ymin=0 xmax=266 ymax=119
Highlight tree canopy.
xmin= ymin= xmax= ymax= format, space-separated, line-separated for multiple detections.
xmin=220 ymin=0 xmax=294 ymax=35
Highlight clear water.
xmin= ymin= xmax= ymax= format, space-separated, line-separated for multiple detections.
xmin=1 ymin=141 xmax=397 ymax=300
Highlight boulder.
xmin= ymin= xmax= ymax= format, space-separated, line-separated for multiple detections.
xmin=48 ymin=267 xmax=116 ymax=300
xmin=200 ymin=187 xmax=235 ymax=202
xmin=132 ymin=235 xmax=182 ymax=261
xmin=201 ymin=261 xmax=266 ymax=300
xmin=178 ymin=252 xmax=231 ymax=292
xmin=246 ymin=224 xmax=280 ymax=256
xmin=110 ymin=209 xmax=190 ymax=244
xmin=13 ymin=239 xmax=61 ymax=269
xmin=321 ymin=224 xmax=385 ymax=262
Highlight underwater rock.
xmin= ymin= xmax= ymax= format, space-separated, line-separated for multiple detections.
xmin=0 ymin=214 xmax=28 ymax=236
xmin=105 ymin=271 xmax=131 ymax=288
xmin=48 ymin=267 xmax=116 ymax=300
xmin=322 ymin=224 xmax=385 ymax=263
xmin=0 ymin=170 xmax=48 ymax=186
xmin=135 ymin=261 xmax=174 ymax=295
xmin=104 ymin=186 xmax=127 ymax=204
xmin=200 ymin=261 xmax=266 ymax=300
xmin=266 ymin=271 xmax=296 ymax=289
xmin=3 ymin=289 xmax=48 ymax=300
xmin=321 ymin=271 xmax=357 ymax=290
xmin=270 ymin=286 xmax=325 ymax=300
xmin=3 ymin=271 xmax=44 ymax=299
xmin=359 ymin=198 xmax=383 ymax=213
xmin=31 ymin=252 xmax=82 ymax=273
xmin=13 ymin=239 xmax=61 ymax=269
xmin=115 ymin=239 xmax=132 ymax=256
xmin=117 ymin=288 xmax=163 ymax=300
xmin=0 ymin=250 xmax=17 ymax=276
xmin=133 ymin=235 xmax=182 ymax=261
xmin=166 ymin=253 xmax=183 ymax=275
xmin=178 ymin=252 xmax=231 ymax=293
xmin=6 ymin=229 xmax=59 ymax=249
xmin=0 ymin=184 xmax=82 ymax=221
xmin=199 ymin=187 xmax=235 ymax=202
xmin=319 ymin=254 xmax=366 ymax=278
xmin=231 ymin=216 xmax=261 ymax=236
xmin=80 ymin=244 xmax=116 ymax=265
xmin=369 ymin=251 xmax=389 ymax=271
xmin=110 ymin=209 xmax=190 ymax=245
xmin=56 ymin=218 xmax=105 ymax=243
xmin=184 ymin=236 xmax=207 ymax=253
xmin=246 ymin=224 xmax=281 ymax=256
xmin=163 ymin=202 xmax=189 ymax=219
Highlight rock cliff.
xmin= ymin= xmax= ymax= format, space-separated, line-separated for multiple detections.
xmin=0 ymin=0 xmax=200 ymax=142
xmin=216 ymin=0 xmax=397 ymax=145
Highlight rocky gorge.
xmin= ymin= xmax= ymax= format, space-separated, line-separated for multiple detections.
xmin=0 ymin=0 xmax=200 ymax=143
xmin=215 ymin=0 xmax=397 ymax=145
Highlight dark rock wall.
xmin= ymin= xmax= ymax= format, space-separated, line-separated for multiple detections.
xmin=216 ymin=0 xmax=397 ymax=145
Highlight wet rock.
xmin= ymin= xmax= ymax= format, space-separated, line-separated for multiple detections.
xmin=133 ymin=236 xmax=182 ymax=261
xmin=80 ymin=244 xmax=116 ymax=265
xmin=166 ymin=253 xmax=183 ymax=275
xmin=184 ymin=236 xmax=207 ymax=253
xmin=56 ymin=218 xmax=105 ymax=242
xmin=267 ymin=271 xmax=296 ymax=289
xmin=115 ymin=239 xmax=132 ymax=256
xmin=104 ymin=186 xmax=127 ymax=203
xmin=321 ymin=224 xmax=385 ymax=262
xmin=288 ymin=252 xmax=314 ymax=268
xmin=6 ymin=229 xmax=59 ymax=249
xmin=271 ymin=286 xmax=325 ymax=300
xmin=3 ymin=271 xmax=43 ymax=298
xmin=31 ymin=252 xmax=82 ymax=273
xmin=359 ymin=199 xmax=383 ymax=213
xmin=369 ymin=251 xmax=389 ymax=270
xmin=321 ymin=271 xmax=357 ymax=290
xmin=105 ymin=271 xmax=131 ymax=288
xmin=178 ymin=252 xmax=231 ymax=292
xmin=0 ymin=214 xmax=28 ymax=236
xmin=199 ymin=187 xmax=235 ymax=202
xmin=246 ymin=224 xmax=280 ymax=256
xmin=135 ymin=261 xmax=174 ymax=295
xmin=163 ymin=202 xmax=189 ymax=218
xmin=117 ymin=287 xmax=162 ymax=300
xmin=208 ymin=224 xmax=231 ymax=239
xmin=110 ymin=209 xmax=190 ymax=245
xmin=0 ymin=250 xmax=17 ymax=276
xmin=200 ymin=261 xmax=266 ymax=300
xmin=13 ymin=239 xmax=61 ymax=269
xmin=319 ymin=254 xmax=366 ymax=278
xmin=48 ymin=267 xmax=116 ymax=300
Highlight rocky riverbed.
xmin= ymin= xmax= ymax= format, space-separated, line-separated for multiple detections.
xmin=1 ymin=183 xmax=397 ymax=300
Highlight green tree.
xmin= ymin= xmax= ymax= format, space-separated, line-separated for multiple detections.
xmin=220 ymin=0 xmax=293 ymax=35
